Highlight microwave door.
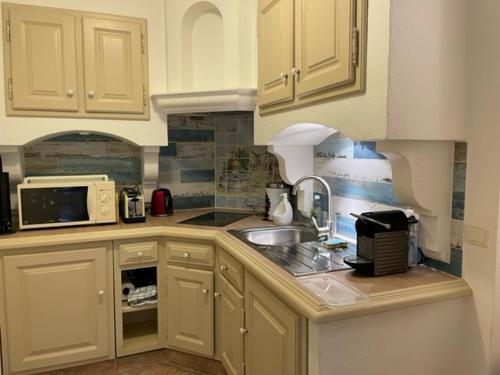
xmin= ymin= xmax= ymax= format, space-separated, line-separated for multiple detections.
xmin=19 ymin=186 xmax=93 ymax=228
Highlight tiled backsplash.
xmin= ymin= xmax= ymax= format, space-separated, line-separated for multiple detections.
xmin=160 ymin=112 xmax=281 ymax=210
xmin=313 ymin=134 xmax=467 ymax=276
xmin=24 ymin=112 xmax=282 ymax=212
xmin=24 ymin=133 xmax=142 ymax=189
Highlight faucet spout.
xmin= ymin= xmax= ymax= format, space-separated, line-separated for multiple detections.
xmin=292 ymin=175 xmax=333 ymax=240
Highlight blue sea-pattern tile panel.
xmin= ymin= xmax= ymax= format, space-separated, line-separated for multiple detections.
xmin=312 ymin=133 xmax=467 ymax=277
xmin=23 ymin=134 xmax=141 ymax=187
xmin=353 ymin=141 xmax=386 ymax=159
xmin=158 ymin=112 xmax=283 ymax=211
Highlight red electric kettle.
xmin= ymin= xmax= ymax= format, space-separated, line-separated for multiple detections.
xmin=150 ymin=188 xmax=173 ymax=216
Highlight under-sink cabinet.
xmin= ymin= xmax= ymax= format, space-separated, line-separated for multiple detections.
xmin=0 ymin=242 xmax=114 ymax=374
xmin=2 ymin=3 xmax=149 ymax=119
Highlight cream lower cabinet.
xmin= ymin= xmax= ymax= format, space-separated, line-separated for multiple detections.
xmin=2 ymin=243 xmax=113 ymax=374
xmin=166 ymin=265 xmax=214 ymax=356
xmin=244 ymin=271 xmax=300 ymax=375
xmin=216 ymin=273 xmax=244 ymax=375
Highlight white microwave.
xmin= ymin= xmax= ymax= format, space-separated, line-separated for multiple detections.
xmin=17 ymin=175 xmax=116 ymax=230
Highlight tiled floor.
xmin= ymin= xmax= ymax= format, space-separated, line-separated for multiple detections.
xmin=37 ymin=349 xmax=227 ymax=375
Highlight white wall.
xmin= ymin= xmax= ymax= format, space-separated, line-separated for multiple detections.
xmin=310 ymin=297 xmax=487 ymax=375
xmin=0 ymin=0 xmax=168 ymax=147
xmin=463 ymin=1 xmax=500 ymax=372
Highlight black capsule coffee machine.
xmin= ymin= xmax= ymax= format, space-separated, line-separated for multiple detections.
xmin=0 ymin=155 xmax=14 ymax=234
xmin=344 ymin=210 xmax=409 ymax=276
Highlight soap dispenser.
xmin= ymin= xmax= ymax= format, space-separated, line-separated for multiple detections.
xmin=272 ymin=193 xmax=293 ymax=226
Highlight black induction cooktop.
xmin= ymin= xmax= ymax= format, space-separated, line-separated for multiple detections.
xmin=179 ymin=211 xmax=252 ymax=227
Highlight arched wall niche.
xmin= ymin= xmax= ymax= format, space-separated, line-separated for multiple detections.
xmin=181 ymin=1 xmax=225 ymax=91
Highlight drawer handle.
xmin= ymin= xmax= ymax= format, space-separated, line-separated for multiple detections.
xmin=214 ymin=292 xmax=221 ymax=298
xmin=137 ymin=251 xmax=144 ymax=257
xmin=98 ymin=290 xmax=105 ymax=296
xmin=201 ymin=289 xmax=209 ymax=295
xmin=220 ymin=265 xmax=228 ymax=271
xmin=183 ymin=252 xmax=190 ymax=258
xmin=240 ymin=328 xmax=248 ymax=335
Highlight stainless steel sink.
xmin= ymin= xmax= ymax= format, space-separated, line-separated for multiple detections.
xmin=234 ymin=226 xmax=318 ymax=246
xmin=229 ymin=226 xmax=355 ymax=277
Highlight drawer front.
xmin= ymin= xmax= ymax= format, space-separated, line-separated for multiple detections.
xmin=217 ymin=247 xmax=243 ymax=292
xmin=166 ymin=241 xmax=214 ymax=267
xmin=119 ymin=241 xmax=158 ymax=265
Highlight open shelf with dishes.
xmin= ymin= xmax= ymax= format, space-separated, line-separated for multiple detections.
xmin=114 ymin=242 xmax=164 ymax=357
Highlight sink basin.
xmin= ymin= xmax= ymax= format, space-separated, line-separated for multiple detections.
xmin=232 ymin=226 xmax=318 ymax=246
xmin=228 ymin=226 xmax=355 ymax=276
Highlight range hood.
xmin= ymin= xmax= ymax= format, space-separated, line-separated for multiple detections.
xmin=151 ymin=89 xmax=256 ymax=116
xmin=153 ymin=0 xmax=257 ymax=115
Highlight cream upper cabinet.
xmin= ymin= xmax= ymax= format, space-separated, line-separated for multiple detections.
xmin=83 ymin=17 xmax=146 ymax=114
xmin=216 ymin=273 xmax=244 ymax=375
xmin=294 ymin=0 xmax=356 ymax=99
xmin=2 ymin=244 xmax=112 ymax=373
xmin=257 ymin=0 xmax=364 ymax=112
xmin=2 ymin=3 xmax=149 ymax=119
xmin=167 ymin=265 xmax=214 ymax=356
xmin=257 ymin=0 xmax=294 ymax=107
xmin=245 ymin=272 xmax=300 ymax=375
xmin=7 ymin=6 xmax=79 ymax=112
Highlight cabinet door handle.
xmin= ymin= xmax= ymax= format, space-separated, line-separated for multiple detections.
xmin=137 ymin=251 xmax=144 ymax=257
xmin=220 ymin=265 xmax=228 ymax=271
xmin=98 ymin=290 xmax=105 ymax=296
xmin=88 ymin=90 xmax=95 ymax=98
xmin=66 ymin=89 xmax=75 ymax=97
xmin=214 ymin=292 xmax=221 ymax=298
xmin=183 ymin=252 xmax=190 ymax=258
xmin=240 ymin=328 xmax=248 ymax=335
xmin=279 ymin=72 xmax=288 ymax=81
xmin=201 ymin=289 xmax=209 ymax=295
xmin=291 ymin=67 xmax=301 ymax=78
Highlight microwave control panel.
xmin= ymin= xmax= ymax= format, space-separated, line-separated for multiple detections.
xmin=95 ymin=182 xmax=116 ymax=223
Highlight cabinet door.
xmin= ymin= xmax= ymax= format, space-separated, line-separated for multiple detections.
xmin=3 ymin=246 xmax=111 ymax=373
xmin=82 ymin=17 xmax=146 ymax=114
xmin=8 ymin=6 xmax=79 ymax=111
xmin=217 ymin=274 xmax=244 ymax=375
xmin=294 ymin=0 xmax=356 ymax=98
xmin=245 ymin=272 xmax=299 ymax=375
xmin=257 ymin=0 xmax=294 ymax=107
xmin=167 ymin=266 xmax=214 ymax=356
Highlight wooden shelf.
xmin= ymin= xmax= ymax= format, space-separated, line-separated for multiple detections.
xmin=122 ymin=301 xmax=157 ymax=314
xmin=122 ymin=320 xmax=160 ymax=352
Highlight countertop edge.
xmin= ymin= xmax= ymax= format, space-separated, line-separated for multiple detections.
xmin=0 ymin=224 xmax=472 ymax=324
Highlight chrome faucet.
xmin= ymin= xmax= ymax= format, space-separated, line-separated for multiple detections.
xmin=292 ymin=175 xmax=333 ymax=240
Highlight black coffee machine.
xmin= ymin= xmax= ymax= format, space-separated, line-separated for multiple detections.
xmin=0 ymin=155 xmax=14 ymax=234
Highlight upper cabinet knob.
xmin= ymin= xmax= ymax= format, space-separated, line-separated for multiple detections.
xmin=201 ymin=289 xmax=208 ymax=295
xmin=291 ymin=67 xmax=301 ymax=77
xmin=88 ymin=90 xmax=95 ymax=98
xmin=66 ymin=89 xmax=74 ymax=97
xmin=279 ymin=72 xmax=288 ymax=81
xmin=98 ymin=290 xmax=105 ymax=296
